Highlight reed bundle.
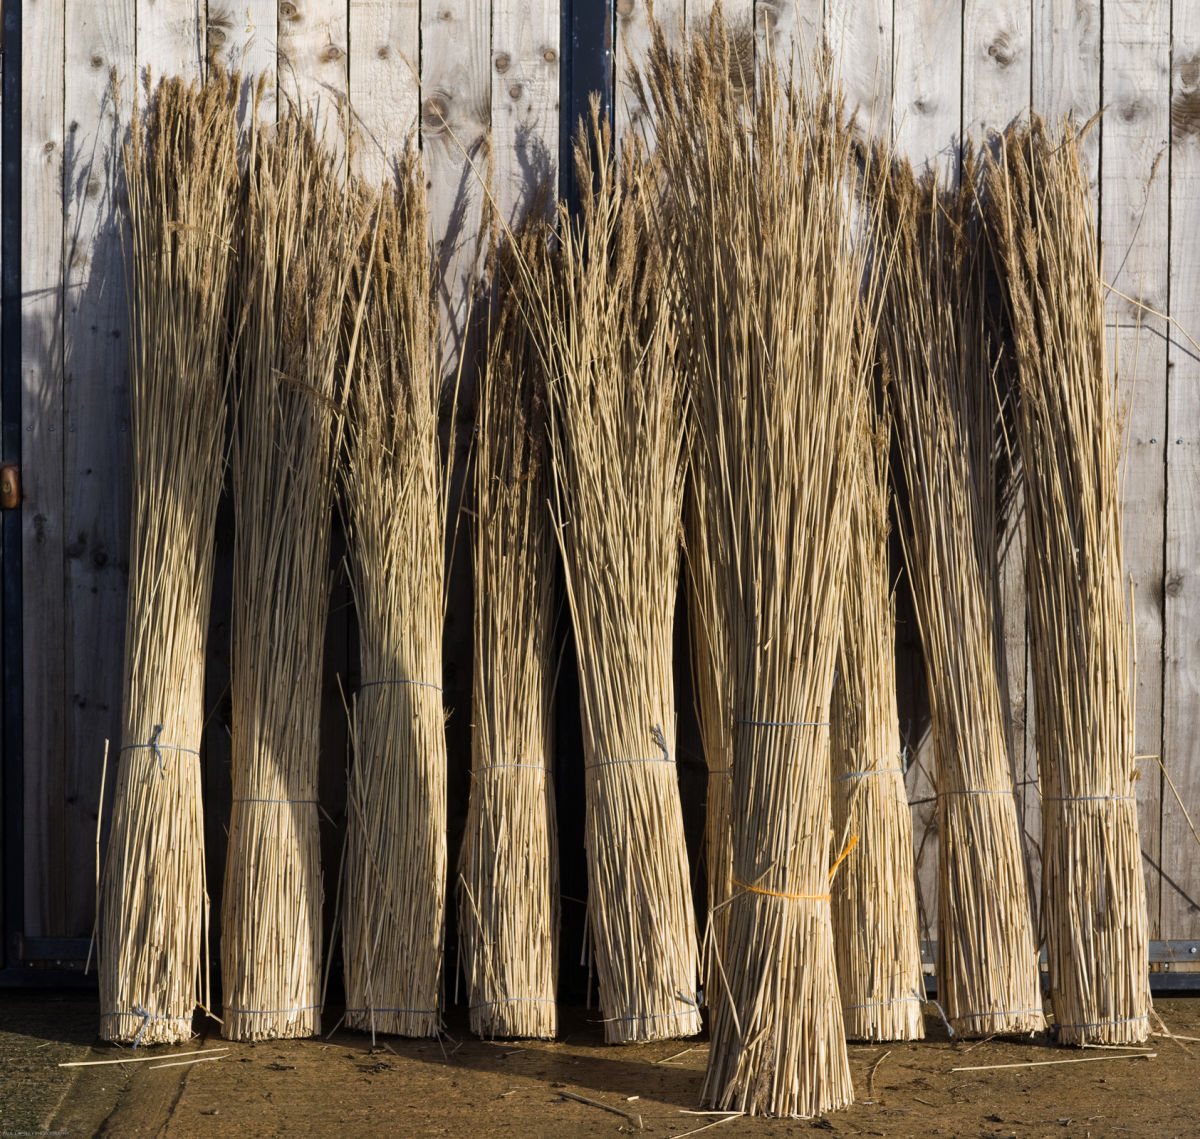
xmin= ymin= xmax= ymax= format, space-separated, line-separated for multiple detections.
xmin=519 ymin=106 xmax=700 ymax=1045
xmin=830 ymin=403 xmax=925 ymax=1043
xmin=874 ymin=158 xmax=1043 ymax=1038
xmin=223 ymin=108 xmax=362 ymax=1042
xmin=100 ymin=73 xmax=240 ymax=1045
xmin=340 ymin=156 xmax=452 ymax=1040
xmin=456 ymin=217 xmax=559 ymax=1040
xmin=643 ymin=24 xmax=878 ymax=1116
xmin=985 ymin=120 xmax=1151 ymax=1046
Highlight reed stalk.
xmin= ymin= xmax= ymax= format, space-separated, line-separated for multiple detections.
xmin=985 ymin=119 xmax=1151 ymax=1046
xmin=874 ymin=157 xmax=1043 ymax=1039
xmin=518 ymin=106 xmax=700 ymax=1044
xmin=340 ymin=154 xmax=453 ymax=1040
xmin=456 ymin=216 xmax=560 ymax=1040
xmin=100 ymin=72 xmax=241 ymax=1045
xmin=643 ymin=20 xmax=878 ymax=1115
xmin=830 ymin=402 xmax=925 ymax=1043
xmin=222 ymin=107 xmax=362 ymax=1042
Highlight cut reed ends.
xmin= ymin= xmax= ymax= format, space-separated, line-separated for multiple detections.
xmin=341 ymin=155 xmax=452 ymax=1040
xmin=524 ymin=105 xmax=700 ymax=1045
xmin=986 ymin=119 xmax=1151 ymax=1047
xmin=875 ymin=157 xmax=1043 ymax=1039
xmin=456 ymin=214 xmax=560 ymax=1040
xmin=100 ymin=72 xmax=241 ymax=1045
xmin=223 ymin=108 xmax=361 ymax=1042
xmin=830 ymin=404 xmax=925 ymax=1043
xmin=644 ymin=25 xmax=875 ymax=1115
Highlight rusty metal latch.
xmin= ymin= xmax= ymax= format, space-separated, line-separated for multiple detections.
xmin=1 ymin=464 xmax=20 ymax=509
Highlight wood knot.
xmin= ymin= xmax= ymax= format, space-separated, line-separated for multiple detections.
xmin=43 ymin=140 xmax=56 ymax=154
xmin=1165 ymin=573 xmax=1185 ymax=598
xmin=756 ymin=2 xmax=779 ymax=31
xmin=376 ymin=44 xmax=390 ymax=60
xmin=913 ymin=97 xmax=931 ymax=115
xmin=1119 ymin=98 xmax=1146 ymax=123
xmin=279 ymin=1 xmax=299 ymax=19
xmin=438 ymin=7 xmax=452 ymax=19
xmin=422 ymin=93 xmax=451 ymax=132
xmin=543 ymin=47 xmax=557 ymax=63
xmin=320 ymin=43 xmax=344 ymax=63
xmin=207 ymin=26 xmax=227 ymax=47
xmin=616 ymin=0 xmax=635 ymax=16
xmin=494 ymin=52 xmax=511 ymax=73
xmin=90 ymin=54 xmax=104 ymax=69
xmin=987 ymin=35 xmax=1013 ymax=68
xmin=509 ymin=83 xmax=523 ymax=100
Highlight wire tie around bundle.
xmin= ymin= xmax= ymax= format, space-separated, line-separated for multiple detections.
xmin=835 ymin=766 xmax=905 ymax=782
xmin=224 ymin=1004 xmax=322 ymax=1016
xmin=731 ymin=878 xmax=830 ymax=902
xmin=114 ymin=1004 xmax=193 ymax=1048
xmin=232 ymin=797 xmax=320 ymax=805
xmin=469 ymin=997 xmax=557 ymax=1011
xmin=843 ymin=995 xmax=923 ymax=1011
xmin=473 ymin=763 xmax=548 ymax=774
xmin=914 ymin=989 xmax=955 ymax=1037
xmin=586 ymin=723 xmax=672 ymax=770
xmin=1056 ymin=1014 xmax=1150 ymax=1031
xmin=358 ymin=676 xmax=443 ymax=693
xmin=120 ymin=724 xmax=198 ymax=781
xmin=829 ymin=834 xmax=859 ymax=879
xmin=602 ymin=999 xmax=701 ymax=1025
xmin=736 ymin=718 xmax=829 ymax=728
xmin=1041 ymin=793 xmax=1137 ymax=803
xmin=955 ymin=1007 xmax=1043 ymax=1021
xmin=343 ymin=1006 xmax=438 ymax=1016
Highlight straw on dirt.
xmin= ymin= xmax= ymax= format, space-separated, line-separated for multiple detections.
xmin=985 ymin=118 xmax=1151 ymax=1047
xmin=642 ymin=18 xmax=881 ymax=1115
xmin=457 ymin=211 xmax=560 ymax=1040
xmin=100 ymin=71 xmax=241 ymax=1045
xmin=340 ymin=152 xmax=454 ymax=1040
xmin=222 ymin=105 xmax=364 ymax=1042
xmin=873 ymin=153 xmax=1043 ymax=1039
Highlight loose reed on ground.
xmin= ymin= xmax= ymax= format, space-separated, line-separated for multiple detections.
xmin=456 ymin=213 xmax=560 ymax=1040
xmin=986 ymin=120 xmax=1151 ymax=1046
xmin=873 ymin=155 xmax=1042 ymax=1038
xmin=100 ymin=72 xmax=241 ymax=1045
xmin=642 ymin=22 xmax=881 ymax=1116
xmin=223 ymin=107 xmax=364 ymax=1042
xmin=830 ymin=399 xmax=925 ymax=1043
xmin=340 ymin=154 xmax=453 ymax=1040
xmin=519 ymin=104 xmax=700 ymax=1045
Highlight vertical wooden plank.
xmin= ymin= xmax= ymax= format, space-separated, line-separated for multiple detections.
xmin=208 ymin=1 xmax=278 ymax=122
xmin=21 ymin=0 xmax=67 ymax=938
xmin=421 ymin=0 xmax=490 ymax=359
xmin=1102 ymin=0 xmax=1170 ymax=938
xmin=491 ymin=0 xmax=559 ymax=221
xmin=756 ymin=0 xmax=821 ymax=73
xmin=138 ymin=0 xmax=204 ymax=83
xmin=824 ymin=0 xmax=892 ymax=140
xmin=1161 ymin=0 xmax=1200 ymax=939
xmin=892 ymin=0 xmax=961 ymax=172
xmin=278 ymin=0 xmax=347 ymax=141
xmin=614 ymin=0 xmax=682 ymax=144
xmin=347 ymin=0 xmax=420 ymax=183
xmin=1032 ymin=0 xmax=1101 ymax=185
xmin=61 ymin=0 xmax=135 ymax=937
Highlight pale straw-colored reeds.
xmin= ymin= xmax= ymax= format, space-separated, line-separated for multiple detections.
xmin=456 ymin=216 xmax=560 ymax=1040
xmin=340 ymin=154 xmax=452 ymax=1040
xmin=985 ymin=119 xmax=1151 ymax=1046
xmin=518 ymin=105 xmax=700 ymax=1045
xmin=222 ymin=107 xmax=363 ymax=1042
xmin=874 ymin=157 xmax=1043 ymax=1038
xmin=830 ymin=400 xmax=925 ymax=1043
xmin=100 ymin=72 xmax=241 ymax=1045
xmin=643 ymin=21 xmax=879 ymax=1116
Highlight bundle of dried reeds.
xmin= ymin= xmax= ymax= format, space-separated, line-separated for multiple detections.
xmin=340 ymin=155 xmax=452 ymax=1040
xmin=519 ymin=105 xmax=700 ymax=1045
xmin=100 ymin=72 xmax=241 ymax=1045
xmin=223 ymin=107 xmax=363 ymax=1042
xmin=985 ymin=119 xmax=1150 ymax=1046
xmin=643 ymin=24 xmax=877 ymax=1115
xmin=874 ymin=158 xmax=1043 ymax=1038
xmin=456 ymin=216 xmax=559 ymax=1040
xmin=830 ymin=401 xmax=925 ymax=1043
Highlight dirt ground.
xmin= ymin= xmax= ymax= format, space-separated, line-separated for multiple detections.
xmin=3 ymin=993 xmax=1199 ymax=1138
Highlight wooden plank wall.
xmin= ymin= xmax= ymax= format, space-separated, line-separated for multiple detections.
xmin=12 ymin=0 xmax=1200 ymax=953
